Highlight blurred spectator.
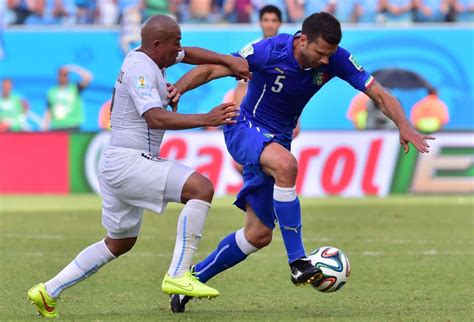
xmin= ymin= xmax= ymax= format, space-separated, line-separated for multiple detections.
xmin=141 ymin=0 xmax=179 ymax=21
xmin=7 ymin=0 xmax=45 ymax=24
xmin=376 ymin=0 xmax=412 ymax=23
xmin=224 ymin=0 xmax=252 ymax=23
xmin=411 ymin=0 xmax=434 ymax=21
xmin=75 ymin=0 xmax=95 ymax=24
xmin=44 ymin=64 xmax=93 ymax=131
xmin=188 ymin=0 xmax=213 ymax=22
xmin=346 ymin=92 xmax=370 ymax=129
xmin=410 ymin=89 xmax=449 ymax=133
xmin=441 ymin=0 xmax=464 ymax=21
xmin=49 ymin=0 xmax=73 ymax=24
xmin=458 ymin=0 xmax=474 ymax=22
xmin=0 ymin=78 xmax=29 ymax=132
xmin=286 ymin=0 xmax=305 ymax=22
xmin=97 ymin=0 xmax=120 ymax=25
xmin=120 ymin=5 xmax=141 ymax=54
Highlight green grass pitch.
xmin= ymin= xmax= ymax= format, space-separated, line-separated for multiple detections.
xmin=1 ymin=195 xmax=473 ymax=321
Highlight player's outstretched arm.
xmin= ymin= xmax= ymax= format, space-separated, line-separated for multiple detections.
xmin=143 ymin=102 xmax=239 ymax=130
xmin=174 ymin=64 xmax=234 ymax=96
xmin=365 ymin=81 xmax=435 ymax=154
xmin=182 ymin=47 xmax=250 ymax=81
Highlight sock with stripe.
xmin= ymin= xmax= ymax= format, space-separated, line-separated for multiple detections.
xmin=273 ymin=185 xmax=306 ymax=263
xmin=44 ymin=239 xmax=115 ymax=298
xmin=167 ymin=199 xmax=210 ymax=277
xmin=194 ymin=228 xmax=258 ymax=283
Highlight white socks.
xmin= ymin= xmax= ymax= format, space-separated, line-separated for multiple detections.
xmin=45 ymin=240 xmax=115 ymax=298
xmin=235 ymin=228 xmax=258 ymax=255
xmin=273 ymin=185 xmax=297 ymax=202
xmin=167 ymin=199 xmax=211 ymax=277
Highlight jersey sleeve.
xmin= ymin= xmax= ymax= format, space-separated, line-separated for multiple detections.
xmin=125 ymin=61 xmax=163 ymax=116
xmin=231 ymin=38 xmax=271 ymax=72
xmin=332 ymin=47 xmax=375 ymax=92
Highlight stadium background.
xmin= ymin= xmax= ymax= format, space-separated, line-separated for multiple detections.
xmin=0 ymin=1 xmax=473 ymax=320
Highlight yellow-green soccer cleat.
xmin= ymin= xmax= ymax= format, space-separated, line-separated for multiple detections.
xmin=27 ymin=283 xmax=58 ymax=318
xmin=162 ymin=271 xmax=219 ymax=298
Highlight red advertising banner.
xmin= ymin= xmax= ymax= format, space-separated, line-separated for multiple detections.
xmin=0 ymin=133 xmax=69 ymax=193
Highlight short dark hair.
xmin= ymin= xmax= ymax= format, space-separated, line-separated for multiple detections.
xmin=259 ymin=5 xmax=282 ymax=22
xmin=302 ymin=12 xmax=342 ymax=45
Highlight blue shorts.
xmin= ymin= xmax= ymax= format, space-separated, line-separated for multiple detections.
xmin=223 ymin=116 xmax=291 ymax=230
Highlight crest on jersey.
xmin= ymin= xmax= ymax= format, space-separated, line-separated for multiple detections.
xmin=239 ymin=44 xmax=254 ymax=58
xmin=136 ymin=75 xmax=151 ymax=96
xmin=313 ymin=72 xmax=328 ymax=86
xmin=349 ymin=54 xmax=363 ymax=71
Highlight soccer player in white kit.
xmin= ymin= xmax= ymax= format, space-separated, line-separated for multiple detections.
xmin=27 ymin=15 xmax=249 ymax=318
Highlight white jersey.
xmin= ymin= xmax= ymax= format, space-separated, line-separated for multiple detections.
xmin=109 ymin=50 xmax=184 ymax=154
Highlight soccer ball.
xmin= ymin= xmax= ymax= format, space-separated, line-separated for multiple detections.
xmin=308 ymin=246 xmax=350 ymax=292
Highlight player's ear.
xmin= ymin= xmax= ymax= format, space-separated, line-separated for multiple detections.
xmin=300 ymin=34 xmax=307 ymax=47
xmin=153 ymin=39 xmax=161 ymax=49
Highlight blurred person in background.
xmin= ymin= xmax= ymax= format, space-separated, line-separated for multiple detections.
xmin=0 ymin=78 xmax=29 ymax=132
xmin=7 ymin=0 xmax=45 ymax=24
xmin=120 ymin=3 xmax=142 ymax=54
xmin=141 ymin=0 xmax=180 ymax=21
xmin=188 ymin=0 xmax=213 ymax=22
xmin=411 ymin=0 xmax=435 ymax=22
xmin=410 ymin=88 xmax=449 ymax=132
xmin=97 ymin=0 xmax=120 ymax=25
xmin=286 ymin=0 xmax=305 ymax=22
xmin=75 ymin=0 xmax=95 ymax=23
xmin=44 ymin=64 xmax=93 ymax=131
xmin=224 ymin=0 xmax=252 ymax=23
xmin=441 ymin=0 xmax=464 ymax=21
xmin=376 ymin=0 xmax=412 ymax=23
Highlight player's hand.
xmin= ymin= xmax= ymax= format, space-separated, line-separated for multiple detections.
xmin=399 ymin=125 xmax=435 ymax=154
xmin=226 ymin=56 xmax=251 ymax=82
xmin=204 ymin=102 xmax=240 ymax=127
xmin=167 ymin=83 xmax=180 ymax=112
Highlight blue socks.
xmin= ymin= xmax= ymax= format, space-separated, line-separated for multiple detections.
xmin=273 ymin=185 xmax=306 ymax=263
xmin=194 ymin=228 xmax=257 ymax=283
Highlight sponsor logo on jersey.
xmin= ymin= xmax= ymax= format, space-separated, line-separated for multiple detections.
xmin=274 ymin=67 xmax=284 ymax=74
xmin=349 ymin=54 xmax=363 ymax=71
xmin=239 ymin=44 xmax=254 ymax=58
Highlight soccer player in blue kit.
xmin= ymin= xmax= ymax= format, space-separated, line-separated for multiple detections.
xmin=170 ymin=12 xmax=434 ymax=312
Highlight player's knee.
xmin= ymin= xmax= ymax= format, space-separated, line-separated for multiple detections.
xmin=275 ymin=156 xmax=298 ymax=183
xmin=190 ymin=175 xmax=214 ymax=202
xmin=247 ymin=229 xmax=272 ymax=248
xmin=105 ymin=237 xmax=136 ymax=257
xmin=181 ymin=173 xmax=214 ymax=203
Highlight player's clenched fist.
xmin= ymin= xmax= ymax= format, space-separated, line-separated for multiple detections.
xmin=204 ymin=102 xmax=240 ymax=127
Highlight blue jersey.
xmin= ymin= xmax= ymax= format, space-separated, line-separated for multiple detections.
xmin=232 ymin=32 xmax=374 ymax=135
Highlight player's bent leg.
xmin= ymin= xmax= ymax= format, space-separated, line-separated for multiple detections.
xmin=260 ymin=143 xmax=322 ymax=286
xmin=193 ymin=205 xmax=267 ymax=284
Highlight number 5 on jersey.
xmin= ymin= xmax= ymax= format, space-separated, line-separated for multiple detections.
xmin=271 ymin=75 xmax=286 ymax=93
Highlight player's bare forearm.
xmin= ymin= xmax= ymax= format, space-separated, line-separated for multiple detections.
xmin=182 ymin=47 xmax=250 ymax=81
xmin=365 ymin=81 xmax=411 ymax=130
xmin=144 ymin=102 xmax=239 ymax=130
xmin=365 ymin=81 xmax=435 ymax=153
xmin=175 ymin=65 xmax=233 ymax=94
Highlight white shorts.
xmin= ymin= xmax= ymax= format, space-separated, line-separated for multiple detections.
xmin=98 ymin=146 xmax=194 ymax=238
